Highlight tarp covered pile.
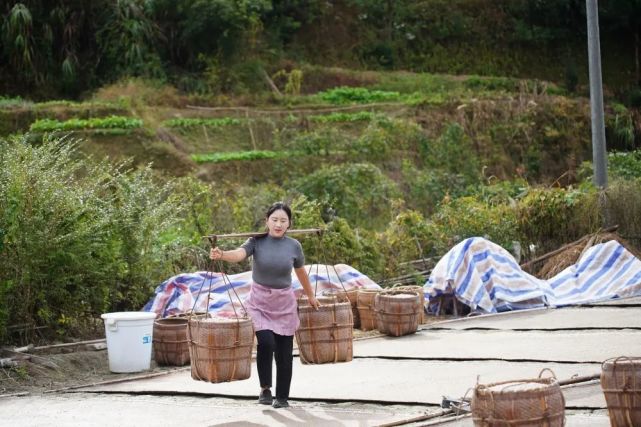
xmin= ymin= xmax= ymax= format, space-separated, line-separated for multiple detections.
xmin=144 ymin=264 xmax=380 ymax=318
xmin=143 ymin=237 xmax=641 ymax=318
xmin=424 ymin=237 xmax=641 ymax=314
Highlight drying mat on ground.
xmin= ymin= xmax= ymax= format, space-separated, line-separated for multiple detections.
xmin=353 ymin=329 xmax=641 ymax=363
xmin=426 ymin=306 xmax=641 ymax=331
xmin=72 ymin=359 xmax=601 ymax=407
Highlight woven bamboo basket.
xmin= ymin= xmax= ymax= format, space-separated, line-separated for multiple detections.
xmin=357 ymin=288 xmax=381 ymax=331
xmin=153 ymin=317 xmax=190 ymax=366
xmin=322 ymin=288 xmax=360 ymax=329
xmin=601 ymin=356 xmax=641 ymax=426
xmin=471 ymin=377 xmax=565 ymax=427
xmin=374 ymin=289 xmax=421 ymax=337
xmin=391 ymin=285 xmax=425 ymax=324
xmin=296 ymin=295 xmax=353 ymax=364
xmin=187 ymin=315 xmax=254 ymax=383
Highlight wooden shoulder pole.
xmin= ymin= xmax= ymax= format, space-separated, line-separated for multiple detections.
xmin=205 ymin=228 xmax=323 ymax=242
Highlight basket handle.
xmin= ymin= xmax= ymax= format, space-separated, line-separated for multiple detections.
xmin=538 ymin=368 xmax=558 ymax=380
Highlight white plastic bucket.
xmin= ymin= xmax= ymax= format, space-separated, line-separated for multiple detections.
xmin=101 ymin=311 xmax=157 ymax=373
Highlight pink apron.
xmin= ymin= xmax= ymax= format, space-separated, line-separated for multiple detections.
xmin=244 ymin=282 xmax=300 ymax=336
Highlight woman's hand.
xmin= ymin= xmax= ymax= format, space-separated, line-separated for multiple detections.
xmin=210 ymin=247 xmax=224 ymax=260
xmin=308 ymin=295 xmax=320 ymax=310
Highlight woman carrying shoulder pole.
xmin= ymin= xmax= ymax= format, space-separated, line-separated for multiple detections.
xmin=210 ymin=201 xmax=320 ymax=409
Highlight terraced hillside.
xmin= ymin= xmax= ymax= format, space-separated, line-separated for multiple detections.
xmin=4 ymin=70 xmax=641 ymax=343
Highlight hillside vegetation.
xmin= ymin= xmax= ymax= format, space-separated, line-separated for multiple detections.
xmin=3 ymin=1 xmax=641 ymax=344
xmin=2 ymin=0 xmax=641 ymax=99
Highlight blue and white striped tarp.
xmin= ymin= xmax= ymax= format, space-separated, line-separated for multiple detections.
xmin=143 ymin=264 xmax=380 ymax=318
xmin=424 ymin=237 xmax=641 ymax=314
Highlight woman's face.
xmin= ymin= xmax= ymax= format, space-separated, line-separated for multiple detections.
xmin=266 ymin=209 xmax=290 ymax=237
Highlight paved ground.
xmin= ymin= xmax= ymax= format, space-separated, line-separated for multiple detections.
xmin=0 ymin=393 xmax=433 ymax=427
xmin=75 ymin=359 xmax=602 ymax=406
xmin=2 ymin=298 xmax=639 ymax=426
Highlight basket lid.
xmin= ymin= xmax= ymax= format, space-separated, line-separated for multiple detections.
xmin=480 ymin=379 xmax=556 ymax=394
xmin=602 ymin=357 xmax=641 ymax=370
xmin=194 ymin=316 xmax=250 ymax=323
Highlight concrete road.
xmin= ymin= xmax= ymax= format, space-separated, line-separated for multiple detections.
xmin=0 ymin=393 xmax=432 ymax=427
xmin=2 ymin=301 xmax=637 ymax=426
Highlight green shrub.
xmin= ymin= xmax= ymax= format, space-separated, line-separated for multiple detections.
xmin=423 ymin=122 xmax=480 ymax=183
xmin=304 ymin=217 xmax=383 ymax=280
xmin=0 ymin=135 xmax=189 ymax=343
xmin=347 ymin=120 xmax=394 ymax=161
xmin=472 ymin=179 xmax=529 ymax=206
xmin=0 ymin=136 xmax=116 ymax=342
xmin=432 ymin=196 xmax=520 ymax=254
xmin=601 ymin=179 xmax=641 ymax=247
xmin=516 ymin=186 xmax=596 ymax=255
xmin=379 ymin=209 xmax=440 ymax=280
xmin=578 ymin=150 xmax=641 ymax=183
xmin=227 ymin=184 xmax=289 ymax=233
xmin=608 ymin=151 xmax=641 ymax=180
xmin=285 ymin=129 xmax=348 ymax=156
xmin=606 ymin=103 xmax=635 ymax=150
xmin=293 ymin=162 xmax=400 ymax=229
xmin=401 ymin=160 xmax=471 ymax=215
xmin=106 ymin=167 xmax=187 ymax=311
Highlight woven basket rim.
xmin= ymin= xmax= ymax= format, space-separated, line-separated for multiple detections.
xmin=476 ymin=377 xmax=559 ymax=394
xmin=298 ymin=301 xmax=352 ymax=311
xmin=188 ymin=315 xmax=252 ymax=323
xmin=602 ymin=356 xmax=641 ymax=368
xmin=379 ymin=289 xmax=421 ymax=297
xmin=155 ymin=318 xmax=189 ymax=325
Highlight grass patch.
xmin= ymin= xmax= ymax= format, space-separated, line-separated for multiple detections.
xmin=374 ymin=72 xmax=462 ymax=94
xmin=29 ymin=116 xmax=143 ymax=132
xmin=191 ymin=150 xmax=293 ymax=164
xmin=464 ymin=75 xmax=519 ymax=92
xmin=308 ymin=111 xmax=378 ymax=123
xmin=163 ymin=117 xmax=242 ymax=128
xmin=317 ymin=87 xmax=403 ymax=104
xmin=0 ymin=96 xmax=30 ymax=109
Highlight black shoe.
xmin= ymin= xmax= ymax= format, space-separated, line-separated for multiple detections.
xmin=272 ymin=398 xmax=289 ymax=409
xmin=258 ymin=389 xmax=273 ymax=405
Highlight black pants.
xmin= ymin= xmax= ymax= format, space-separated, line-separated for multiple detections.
xmin=255 ymin=330 xmax=293 ymax=400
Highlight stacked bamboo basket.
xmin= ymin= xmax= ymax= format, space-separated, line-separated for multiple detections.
xmin=153 ymin=317 xmax=190 ymax=366
xmin=296 ymin=294 xmax=353 ymax=364
xmin=356 ymin=288 xmax=381 ymax=331
xmin=471 ymin=374 xmax=565 ymax=427
xmin=601 ymin=357 xmax=641 ymax=426
xmin=188 ymin=314 xmax=254 ymax=383
xmin=374 ymin=288 xmax=423 ymax=337
xmin=187 ymin=234 xmax=255 ymax=384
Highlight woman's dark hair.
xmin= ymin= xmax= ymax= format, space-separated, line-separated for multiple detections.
xmin=265 ymin=201 xmax=292 ymax=222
